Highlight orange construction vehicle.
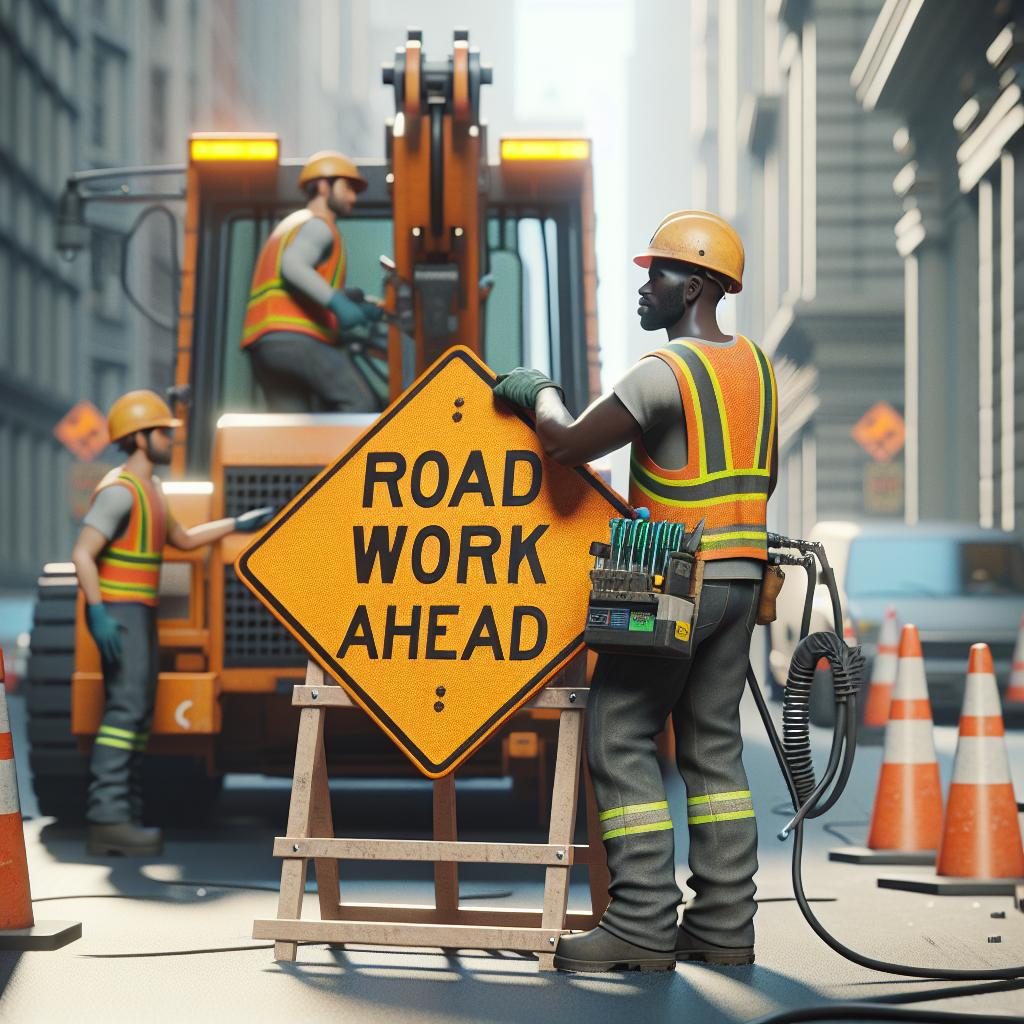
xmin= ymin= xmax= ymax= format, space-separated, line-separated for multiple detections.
xmin=28 ymin=30 xmax=600 ymax=820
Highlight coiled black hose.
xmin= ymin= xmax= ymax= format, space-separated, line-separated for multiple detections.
xmin=781 ymin=631 xmax=865 ymax=808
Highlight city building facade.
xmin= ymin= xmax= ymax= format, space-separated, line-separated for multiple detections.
xmin=853 ymin=0 xmax=1023 ymax=530
xmin=690 ymin=0 xmax=906 ymax=540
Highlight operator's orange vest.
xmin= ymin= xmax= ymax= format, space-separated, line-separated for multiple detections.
xmin=240 ymin=209 xmax=346 ymax=348
xmin=91 ymin=469 xmax=168 ymax=607
xmin=628 ymin=336 xmax=777 ymax=561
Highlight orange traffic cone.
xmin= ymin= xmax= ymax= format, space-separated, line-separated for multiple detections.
xmin=867 ymin=624 xmax=943 ymax=851
xmin=830 ymin=623 xmax=941 ymax=865
xmin=1006 ymin=613 xmax=1024 ymax=704
xmin=0 ymin=648 xmax=80 ymax=951
xmin=863 ymin=606 xmax=899 ymax=728
xmin=936 ymin=644 xmax=1024 ymax=878
xmin=880 ymin=645 xmax=1024 ymax=896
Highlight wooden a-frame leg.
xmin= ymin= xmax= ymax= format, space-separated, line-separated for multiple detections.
xmin=272 ymin=699 xmax=326 ymax=962
xmin=310 ymin=723 xmax=341 ymax=923
xmin=537 ymin=707 xmax=583 ymax=971
xmin=432 ymin=774 xmax=459 ymax=921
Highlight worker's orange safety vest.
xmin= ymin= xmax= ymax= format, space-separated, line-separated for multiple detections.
xmin=240 ymin=209 xmax=346 ymax=348
xmin=628 ymin=336 xmax=777 ymax=562
xmin=92 ymin=469 xmax=168 ymax=607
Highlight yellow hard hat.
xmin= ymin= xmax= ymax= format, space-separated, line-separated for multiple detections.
xmin=634 ymin=210 xmax=744 ymax=293
xmin=107 ymin=390 xmax=182 ymax=443
xmin=298 ymin=150 xmax=368 ymax=193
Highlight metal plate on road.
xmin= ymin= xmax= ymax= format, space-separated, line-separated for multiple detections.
xmin=236 ymin=346 xmax=629 ymax=778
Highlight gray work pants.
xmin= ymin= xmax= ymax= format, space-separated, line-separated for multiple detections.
xmin=587 ymin=579 xmax=761 ymax=950
xmin=86 ymin=603 xmax=158 ymax=824
xmin=249 ymin=332 xmax=379 ymax=413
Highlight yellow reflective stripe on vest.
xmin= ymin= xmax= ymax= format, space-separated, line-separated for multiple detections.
xmin=681 ymin=342 xmax=733 ymax=470
xmin=686 ymin=789 xmax=755 ymax=825
xmin=599 ymin=800 xmax=672 ymax=840
xmin=658 ymin=347 xmax=708 ymax=475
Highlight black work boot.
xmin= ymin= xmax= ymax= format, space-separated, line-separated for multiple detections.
xmin=553 ymin=926 xmax=675 ymax=973
xmin=675 ymin=924 xmax=754 ymax=965
xmin=87 ymin=822 xmax=164 ymax=857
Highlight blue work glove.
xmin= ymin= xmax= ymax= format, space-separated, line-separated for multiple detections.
xmin=360 ymin=300 xmax=385 ymax=323
xmin=493 ymin=368 xmax=564 ymax=410
xmin=328 ymin=290 xmax=368 ymax=330
xmin=86 ymin=604 xmax=123 ymax=665
xmin=234 ymin=506 xmax=276 ymax=533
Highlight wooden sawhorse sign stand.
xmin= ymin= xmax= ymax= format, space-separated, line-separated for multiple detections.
xmin=253 ymin=662 xmax=610 ymax=970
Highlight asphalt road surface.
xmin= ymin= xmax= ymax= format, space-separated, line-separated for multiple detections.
xmin=2 ymin=658 xmax=1023 ymax=1024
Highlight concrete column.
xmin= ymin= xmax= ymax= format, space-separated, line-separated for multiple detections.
xmin=896 ymin=157 xmax=978 ymax=523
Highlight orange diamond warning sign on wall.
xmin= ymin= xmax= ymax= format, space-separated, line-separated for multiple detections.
xmin=53 ymin=401 xmax=109 ymax=462
xmin=236 ymin=347 xmax=629 ymax=778
xmin=851 ymin=401 xmax=905 ymax=463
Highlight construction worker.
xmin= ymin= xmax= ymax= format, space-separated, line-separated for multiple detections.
xmin=71 ymin=390 xmax=275 ymax=856
xmin=494 ymin=211 xmax=778 ymax=972
xmin=240 ymin=150 xmax=382 ymax=412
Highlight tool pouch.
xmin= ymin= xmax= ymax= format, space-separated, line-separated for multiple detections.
xmin=756 ymin=564 xmax=785 ymax=625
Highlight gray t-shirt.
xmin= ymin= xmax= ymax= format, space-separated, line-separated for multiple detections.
xmin=279 ymin=217 xmax=337 ymax=307
xmin=613 ymin=345 xmax=763 ymax=581
xmin=82 ymin=485 xmax=134 ymax=541
xmin=82 ymin=478 xmax=173 ymax=542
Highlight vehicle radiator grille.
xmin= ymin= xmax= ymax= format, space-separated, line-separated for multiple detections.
xmin=223 ymin=466 xmax=321 ymax=520
xmin=223 ymin=568 xmax=307 ymax=667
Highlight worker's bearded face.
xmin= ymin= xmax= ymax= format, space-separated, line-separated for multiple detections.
xmin=327 ymin=179 xmax=357 ymax=218
xmin=637 ymin=258 xmax=690 ymax=331
xmin=144 ymin=428 xmax=174 ymax=466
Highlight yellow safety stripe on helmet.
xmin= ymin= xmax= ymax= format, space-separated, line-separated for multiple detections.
xmin=95 ymin=735 xmax=135 ymax=751
xmin=602 ymin=820 xmax=675 ymax=841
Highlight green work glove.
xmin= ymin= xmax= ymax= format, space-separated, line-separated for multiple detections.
xmin=86 ymin=604 xmax=123 ymax=665
xmin=234 ymin=506 xmax=276 ymax=533
xmin=328 ymin=290 xmax=368 ymax=330
xmin=360 ymin=300 xmax=384 ymax=323
xmin=493 ymin=368 xmax=564 ymax=410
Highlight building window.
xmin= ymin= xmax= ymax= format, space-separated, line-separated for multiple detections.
xmin=91 ymin=48 xmax=108 ymax=151
xmin=150 ymin=66 xmax=168 ymax=155
xmin=90 ymin=229 xmax=123 ymax=321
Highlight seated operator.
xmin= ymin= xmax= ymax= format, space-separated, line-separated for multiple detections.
xmin=240 ymin=150 xmax=383 ymax=412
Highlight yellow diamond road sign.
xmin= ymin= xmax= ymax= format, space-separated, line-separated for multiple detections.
xmin=236 ymin=347 xmax=629 ymax=778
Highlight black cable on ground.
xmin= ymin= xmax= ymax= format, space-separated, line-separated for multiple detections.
xmin=747 ymin=638 xmax=1024 ymax=983
xmin=749 ymin=1006 xmax=1018 ymax=1024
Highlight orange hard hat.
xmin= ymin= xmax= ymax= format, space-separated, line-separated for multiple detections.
xmin=298 ymin=150 xmax=368 ymax=193
xmin=107 ymin=390 xmax=182 ymax=443
xmin=634 ymin=210 xmax=744 ymax=293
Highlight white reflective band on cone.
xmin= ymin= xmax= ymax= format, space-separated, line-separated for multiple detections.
xmin=961 ymin=673 xmax=1003 ymax=716
xmin=950 ymin=736 xmax=1013 ymax=784
xmin=872 ymin=652 xmax=897 ymax=681
xmin=892 ymin=658 xmax=928 ymax=700
xmin=0 ymin=693 xmax=9 ymax=734
xmin=883 ymin=719 xmax=938 ymax=764
xmin=0 ymin=758 xmax=21 ymax=816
